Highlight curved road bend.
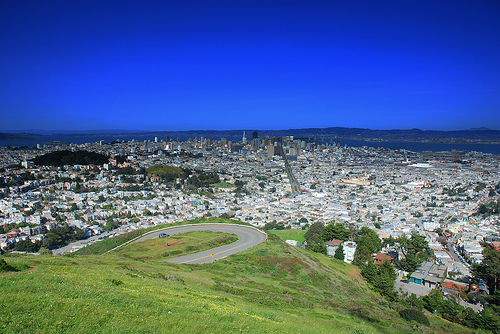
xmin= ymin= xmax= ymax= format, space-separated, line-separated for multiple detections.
xmin=132 ymin=224 xmax=267 ymax=264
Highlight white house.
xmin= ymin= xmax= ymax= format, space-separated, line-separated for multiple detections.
xmin=342 ymin=241 xmax=357 ymax=263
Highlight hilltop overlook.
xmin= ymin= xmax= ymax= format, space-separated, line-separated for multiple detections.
xmin=0 ymin=218 xmax=473 ymax=334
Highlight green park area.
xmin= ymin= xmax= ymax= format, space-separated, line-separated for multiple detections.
xmin=270 ymin=228 xmax=306 ymax=245
xmin=0 ymin=218 xmax=475 ymax=334
xmin=115 ymin=231 xmax=237 ymax=261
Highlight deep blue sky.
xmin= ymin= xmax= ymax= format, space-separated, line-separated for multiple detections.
xmin=1 ymin=0 xmax=499 ymax=132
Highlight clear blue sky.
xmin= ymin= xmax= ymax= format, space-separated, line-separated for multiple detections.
xmin=1 ymin=0 xmax=499 ymax=131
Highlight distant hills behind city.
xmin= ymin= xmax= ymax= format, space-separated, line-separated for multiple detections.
xmin=2 ymin=127 xmax=500 ymax=145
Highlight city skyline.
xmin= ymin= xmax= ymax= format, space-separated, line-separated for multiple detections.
xmin=1 ymin=1 xmax=499 ymax=131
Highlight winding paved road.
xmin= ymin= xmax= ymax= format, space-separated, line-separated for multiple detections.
xmin=129 ymin=224 xmax=267 ymax=264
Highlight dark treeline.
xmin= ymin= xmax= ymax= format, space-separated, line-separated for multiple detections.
xmin=32 ymin=150 xmax=109 ymax=166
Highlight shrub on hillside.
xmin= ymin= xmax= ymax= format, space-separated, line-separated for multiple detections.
xmin=0 ymin=258 xmax=18 ymax=273
xmin=399 ymin=308 xmax=430 ymax=326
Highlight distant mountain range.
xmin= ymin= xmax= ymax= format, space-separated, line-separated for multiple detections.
xmin=1 ymin=127 xmax=500 ymax=144
xmin=1 ymin=129 xmax=139 ymax=135
xmin=0 ymin=133 xmax=33 ymax=141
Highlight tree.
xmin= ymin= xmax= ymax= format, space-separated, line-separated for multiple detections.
xmin=275 ymin=222 xmax=285 ymax=230
xmin=14 ymin=239 xmax=41 ymax=253
xmin=43 ymin=224 xmax=81 ymax=247
xmin=234 ymin=180 xmax=245 ymax=188
xmin=472 ymin=243 xmax=500 ymax=295
xmin=263 ymin=221 xmax=276 ymax=230
xmin=334 ymin=245 xmax=344 ymax=261
xmin=304 ymin=222 xmax=324 ymax=243
xmin=399 ymin=309 xmax=429 ymax=326
xmin=309 ymin=233 xmax=322 ymax=245
xmin=353 ymin=245 xmax=372 ymax=267
xmin=400 ymin=293 xmax=424 ymax=311
xmin=396 ymin=234 xmax=429 ymax=272
xmin=38 ymin=247 xmax=51 ymax=255
xmin=376 ymin=260 xmax=397 ymax=300
xmin=355 ymin=226 xmax=382 ymax=254
xmin=422 ymin=288 xmax=444 ymax=313
xmin=383 ymin=236 xmax=397 ymax=247
xmin=306 ymin=243 xmax=326 ymax=255
xmin=320 ymin=222 xmax=349 ymax=242
xmin=361 ymin=260 xmax=397 ymax=300
xmin=74 ymin=228 xmax=86 ymax=240
xmin=478 ymin=307 xmax=500 ymax=331
xmin=361 ymin=261 xmax=378 ymax=284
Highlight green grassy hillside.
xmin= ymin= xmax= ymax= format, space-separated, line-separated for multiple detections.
xmin=271 ymin=229 xmax=307 ymax=244
xmin=115 ymin=231 xmax=238 ymax=261
xmin=0 ymin=219 xmax=473 ymax=334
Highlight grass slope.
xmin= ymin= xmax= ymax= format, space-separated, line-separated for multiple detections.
xmin=270 ymin=229 xmax=307 ymax=245
xmin=115 ymin=231 xmax=238 ymax=261
xmin=0 ymin=220 xmax=473 ymax=334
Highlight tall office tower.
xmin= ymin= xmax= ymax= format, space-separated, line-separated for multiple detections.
xmin=166 ymin=136 xmax=170 ymax=142
xmin=263 ymin=137 xmax=269 ymax=147
xmin=155 ymin=137 xmax=158 ymax=143
xmin=242 ymin=131 xmax=247 ymax=144
xmin=252 ymin=131 xmax=258 ymax=139
xmin=267 ymin=145 xmax=275 ymax=158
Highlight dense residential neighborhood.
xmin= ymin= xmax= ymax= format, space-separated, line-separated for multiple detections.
xmin=1 ymin=134 xmax=500 ymax=324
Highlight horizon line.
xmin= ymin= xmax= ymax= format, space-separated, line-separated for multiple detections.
xmin=1 ymin=126 xmax=498 ymax=135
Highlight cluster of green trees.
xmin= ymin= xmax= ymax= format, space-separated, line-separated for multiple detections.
xmin=117 ymin=184 xmax=142 ymax=191
xmin=360 ymin=260 xmax=397 ymax=300
xmin=303 ymin=221 xmax=398 ymax=299
xmin=32 ymin=150 xmax=109 ymax=166
xmin=304 ymin=222 xmax=384 ymax=259
xmin=263 ymin=221 xmax=286 ymax=231
xmin=43 ymin=224 xmax=86 ymax=248
xmin=145 ymin=165 xmax=222 ymax=190
xmin=398 ymin=289 xmax=500 ymax=331
xmin=116 ymin=166 xmax=145 ymax=176
xmin=384 ymin=234 xmax=429 ymax=272
xmin=472 ymin=243 xmax=500 ymax=306
xmin=0 ymin=171 xmax=39 ymax=188
xmin=394 ymin=242 xmax=500 ymax=331
xmin=477 ymin=199 xmax=500 ymax=216
xmin=103 ymin=218 xmax=120 ymax=231
xmin=13 ymin=239 xmax=43 ymax=252
xmin=442 ymin=184 xmax=468 ymax=196
xmin=187 ymin=172 xmax=220 ymax=188
xmin=146 ymin=164 xmax=191 ymax=183
xmin=303 ymin=222 xmax=328 ymax=254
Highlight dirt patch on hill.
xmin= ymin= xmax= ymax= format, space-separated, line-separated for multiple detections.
xmin=0 ymin=265 xmax=39 ymax=277
xmin=345 ymin=267 xmax=363 ymax=282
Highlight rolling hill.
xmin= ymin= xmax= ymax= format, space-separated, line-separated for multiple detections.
xmin=0 ymin=218 xmax=473 ymax=333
